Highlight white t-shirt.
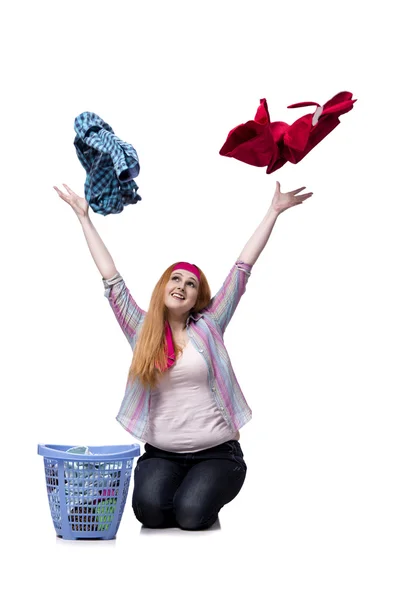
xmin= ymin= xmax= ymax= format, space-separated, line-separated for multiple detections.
xmin=145 ymin=341 xmax=240 ymax=453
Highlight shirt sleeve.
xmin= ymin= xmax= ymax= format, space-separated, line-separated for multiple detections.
xmin=204 ymin=261 xmax=252 ymax=335
xmin=102 ymin=272 xmax=146 ymax=347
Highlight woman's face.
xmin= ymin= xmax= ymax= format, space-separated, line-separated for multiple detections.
xmin=164 ymin=269 xmax=199 ymax=316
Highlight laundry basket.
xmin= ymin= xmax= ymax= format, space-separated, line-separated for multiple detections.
xmin=38 ymin=444 xmax=141 ymax=540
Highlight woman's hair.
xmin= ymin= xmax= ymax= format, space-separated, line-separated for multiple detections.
xmin=128 ymin=264 xmax=211 ymax=388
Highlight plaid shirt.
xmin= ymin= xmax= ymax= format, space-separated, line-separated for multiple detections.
xmin=103 ymin=261 xmax=253 ymax=441
xmin=74 ymin=112 xmax=141 ymax=216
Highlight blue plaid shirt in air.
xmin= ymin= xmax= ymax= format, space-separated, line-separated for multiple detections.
xmin=74 ymin=112 xmax=141 ymax=216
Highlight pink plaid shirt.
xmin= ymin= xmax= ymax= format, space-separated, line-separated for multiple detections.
xmin=103 ymin=261 xmax=253 ymax=442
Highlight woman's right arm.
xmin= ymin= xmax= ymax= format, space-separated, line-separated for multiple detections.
xmin=53 ymin=184 xmax=146 ymax=346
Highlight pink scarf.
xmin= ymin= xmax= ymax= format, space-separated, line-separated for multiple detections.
xmin=161 ymin=262 xmax=200 ymax=371
xmin=164 ymin=321 xmax=176 ymax=370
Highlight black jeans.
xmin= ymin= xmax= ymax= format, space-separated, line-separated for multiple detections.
xmin=132 ymin=440 xmax=247 ymax=530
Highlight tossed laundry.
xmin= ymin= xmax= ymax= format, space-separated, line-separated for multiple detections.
xmin=74 ymin=112 xmax=141 ymax=215
xmin=219 ymin=91 xmax=357 ymax=173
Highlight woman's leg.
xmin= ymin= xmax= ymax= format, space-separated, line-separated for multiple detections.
xmin=173 ymin=456 xmax=247 ymax=531
xmin=132 ymin=456 xmax=187 ymax=528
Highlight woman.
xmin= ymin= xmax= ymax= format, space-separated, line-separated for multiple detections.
xmin=54 ymin=181 xmax=313 ymax=530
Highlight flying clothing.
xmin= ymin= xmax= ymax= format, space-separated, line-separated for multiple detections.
xmin=219 ymin=91 xmax=357 ymax=173
xmin=74 ymin=112 xmax=141 ymax=215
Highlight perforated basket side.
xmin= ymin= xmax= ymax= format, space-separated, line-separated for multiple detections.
xmin=39 ymin=444 xmax=140 ymax=540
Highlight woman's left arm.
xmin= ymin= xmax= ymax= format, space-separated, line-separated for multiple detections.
xmin=205 ymin=182 xmax=313 ymax=333
xmin=238 ymin=181 xmax=313 ymax=265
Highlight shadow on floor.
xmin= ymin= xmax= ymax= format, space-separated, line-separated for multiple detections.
xmin=140 ymin=516 xmax=221 ymax=535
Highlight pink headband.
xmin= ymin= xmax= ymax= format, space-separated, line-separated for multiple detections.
xmin=172 ymin=262 xmax=201 ymax=281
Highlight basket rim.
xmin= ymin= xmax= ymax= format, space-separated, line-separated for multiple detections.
xmin=38 ymin=443 xmax=141 ymax=461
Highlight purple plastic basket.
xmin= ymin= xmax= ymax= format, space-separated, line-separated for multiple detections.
xmin=38 ymin=444 xmax=140 ymax=540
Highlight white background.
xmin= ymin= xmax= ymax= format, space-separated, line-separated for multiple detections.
xmin=1 ymin=0 xmax=399 ymax=598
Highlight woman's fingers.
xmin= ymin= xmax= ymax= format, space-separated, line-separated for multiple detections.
xmin=53 ymin=185 xmax=67 ymax=199
xmin=54 ymin=185 xmax=73 ymax=203
xmin=53 ymin=183 xmax=75 ymax=199
xmin=294 ymin=192 xmax=313 ymax=201
xmin=63 ymin=183 xmax=75 ymax=194
xmin=291 ymin=186 xmax=307 ymax=195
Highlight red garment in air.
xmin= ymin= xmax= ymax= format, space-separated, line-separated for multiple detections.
xmin=219 ymin=91 xmax=356 ymax=173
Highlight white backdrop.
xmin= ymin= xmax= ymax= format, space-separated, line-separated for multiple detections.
xmin=1 ymin=0 xmax=399 ymax=598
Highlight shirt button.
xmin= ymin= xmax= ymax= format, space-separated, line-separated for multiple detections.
xmin=211 ymin=387 xmax=216 ymax=392
xmin=199 ymin=349 xmax=203 ymax=353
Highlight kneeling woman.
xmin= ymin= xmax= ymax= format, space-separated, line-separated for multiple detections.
xmin=54 ymin=181 xmax=312 ymax=530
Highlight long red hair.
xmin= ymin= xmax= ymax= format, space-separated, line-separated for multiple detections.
xmin=128 ymin=264 xmax=211 ymax=388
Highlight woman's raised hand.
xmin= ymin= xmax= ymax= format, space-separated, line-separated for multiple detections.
xmin=53 ymin=184 xmax=89 ymax=220
xmin=271 ymin=181 xmax=313 ymax=215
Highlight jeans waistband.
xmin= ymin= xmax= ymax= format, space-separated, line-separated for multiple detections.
xmin=144 ymin=439 xmax=244 ymax=460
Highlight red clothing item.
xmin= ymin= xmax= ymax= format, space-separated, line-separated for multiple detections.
xmin=219 ymin=91 xmax=356 ymax=173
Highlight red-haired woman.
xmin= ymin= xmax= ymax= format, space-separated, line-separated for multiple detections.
xmin=54 ymin=181 xmax=312 ymax=530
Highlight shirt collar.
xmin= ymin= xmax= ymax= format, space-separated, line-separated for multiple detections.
xmin=186 ymin=312 xmax=203 ymax=325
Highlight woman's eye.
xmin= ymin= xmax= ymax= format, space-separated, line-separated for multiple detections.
xmin=171 ymin=276 xmax=195 ymax=287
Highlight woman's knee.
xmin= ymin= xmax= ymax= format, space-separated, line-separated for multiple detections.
xmin=174 ymin=498 xmax=218 ymax=531
xmin=132 ymin=494 xmax=169 ymax=528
